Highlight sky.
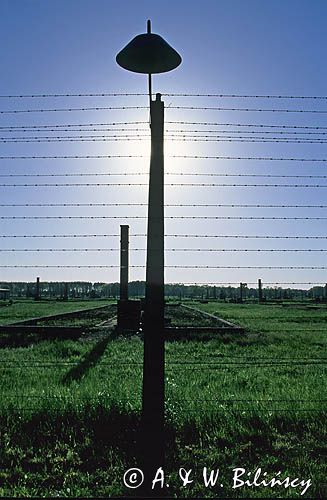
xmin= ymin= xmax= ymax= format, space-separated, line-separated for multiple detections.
xmin=0 ymin=0 xmax=326 ymax=288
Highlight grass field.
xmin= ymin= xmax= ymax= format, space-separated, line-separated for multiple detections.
xmin=0 ymin=299 xmax=326 ymax=497
xmin=0 ymin=299 xmax=113 ymax=325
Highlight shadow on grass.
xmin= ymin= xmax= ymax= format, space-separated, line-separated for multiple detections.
xmin=0 ymin=406 xmax=324 ymax=498
xmin=0 ymin=404 xmax=175 ymax=474
xmin=62 ymin=336 xmax=111 ymax=385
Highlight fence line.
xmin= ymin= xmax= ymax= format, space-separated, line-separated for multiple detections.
xmin=1 ymin=92 xmax=327 ymax=98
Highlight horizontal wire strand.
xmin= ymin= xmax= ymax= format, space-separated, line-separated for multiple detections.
xmin=0 ymin=137 xmax=149 ymax=143
xmin=3 ymin=120 xmax=327 ymax=131
xmin=167 ymin=121 xmax=327 ymax=130
xmin=0 ymin=106 xmax=147 ymax=114
xmin=0 ymin=360 xmax=325 ymax=367
xmin=0 ymin=234 xmax=325 ymax=239
xmin=168 ymin=106 xmax=327 ymax=114
xmin=165 ymin=281 xmax=327 ymax=285
xmin=1 ymin=172 xmax=327 ymax=179
xmin=1 ymin=396 xmax=325 ymax=404
xmin=0 ymin=92 xmax=327 ymax=99
xmin=1 ymin=248 xmax=326 ymax=252
xmin=0 ymin=265 xmax=325 ymax=269
xmin=3 ymin=135 xmax=327 ymax=143
xmin=0 ymin=121 xmax=148 ymax=130
xmin=0 ymin=203 xmax=326 ymax=208
xmin=0 ymin=155 xmax=145 ymax=159
xmin=0 ymin=130 xmax=146 ymax=136
xmin=1 ymin=216 xmax=327 ymax=220
xmin=3 ymin=128 xmax=327 ymax=136
xmin=1 ymin=92 xmax=327 ymax=99
xmin=169 ymin=129 xmax=327 ymax=136
xmin=2 ymin=105 xmax=327 ymax=114
xmin=1 ymin=407 xmax=322 ymax=413
xmin=1 ymin=183 xmax=326 ymax=188
xmin=0 ymin=133 xmax=150 ymax=140
xmin=2 ymin=155 xmax=327 ymax=161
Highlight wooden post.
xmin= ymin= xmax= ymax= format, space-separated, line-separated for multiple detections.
xmin=35 ymin=277 xmax=41 ymax=301
xmin=120 ymin=225 xmax=129 ymax=301
xmin=63 ymin=282 xmax=68 ymax=301
xmin=142 ymin=93 xmax=165 ymax=476
xmin=258 ymin=278 xmax=263 ymax=303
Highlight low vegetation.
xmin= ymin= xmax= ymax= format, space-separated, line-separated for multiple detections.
xmin=0 ymin=299 xmax=325 ymax=497
xmin=0 ymin=299 xmax=112 ymax=325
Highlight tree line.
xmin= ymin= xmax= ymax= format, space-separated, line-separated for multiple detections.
xmin=0 ymin=281 xmax=326 ymax=301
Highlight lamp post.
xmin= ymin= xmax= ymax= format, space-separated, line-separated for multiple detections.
xmin=116 ymin=20 xmax=181 ymax=479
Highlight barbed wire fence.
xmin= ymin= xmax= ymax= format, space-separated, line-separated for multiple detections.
xmin=0 ymin=92 xmax=326 ymax=414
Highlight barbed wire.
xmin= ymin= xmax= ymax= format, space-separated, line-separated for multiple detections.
xmin=168 ymin=137 xmax=327 ymax=144
xmin=0 ymin=352 xmax=324 ymax=362
xmin=0 ymin=155 xmax=145 ymax=159
xmin=1 ymin=215 xmax=327 ymax=220
xmin=169 ymin=105 xmax=327 ymax=114
xmin=0 ymin=407 xmax=322 ymax=413
xmin=170 ymin=129 xmax=327 ymax=136
xmin=3 ymin=137 xmax=327 ymax=144
xmin=0 ymin=397 xmax=325 ymax=407
xmin=4 ymin=134 xmax=327 ymax=144
xmin=0 ymin=233 xmax=124 ymax=238
xmin=169 ymin=363 xmax=327 ymax=370
xmin=1 ymin=92 xmax=327 ymax=99
xmin=166 ymin=234 xmax=327 ymax=239
xmin=0 ymin=360 xmax=325 ymax=367
xmin=2 ymin=105 xmax=327 ymax=114
xmin=2 ymin=120 xmax=327 ymax=131
xmin=0 ymin=134 xmax=149 ymax=141
xmin=0 ymin=127 xmax=149 ymax=133
xmin=166 ymin=93 xmax=327 ymax=100
xmin=0 ymin=137 xmax=148 ymax=143
xmin=167 ymin=121 xmax=327 ymax=130
xmin=167 ymin=281 xmax=327 ymax=285
xmin=0 ymin=106 xmax=147 ymax=114
xmin=2 ymin=154 xmax=327 ymax=161
xmin=0 ymin=121 xmax=147 ymax=130
xmin=169 ymin=132 xmax=327 ymax=139
xmin=172 ymin=155 xmax=327 ymax=162
xmin=0 ymin=93 xmax=325 ymax=425
xmin=0 ymin=93 xmax=149 ymax=98
xmin=1 ymin=265 xmax=325 ymax=269
xmin=1 ymin=234 xmax=325 ymax=239
xmin=1 ymin=248 xmax=326 ymax=252
xmin=0 ymin=203 xmax=326 ymax=208
xmin=176 ymin=408 xmax=325 ymax=413
xmin=1 ymin=182 xmax=326 ymax=188
xmin=3 ymin=128 xmax=327 ymax=136
xmin=0 ymin=407 xmax=323 ymax=413
xmin=1 ymin=172 xmax=327 ymax=179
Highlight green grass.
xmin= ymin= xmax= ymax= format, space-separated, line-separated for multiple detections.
xmin=0 ymin=299 xmax=113 ymax=325
xmin=0 ymin=302 xmax=326 ymax=497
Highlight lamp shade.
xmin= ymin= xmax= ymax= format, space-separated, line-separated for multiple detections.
xmin=116 ymin=32 xmax=182 ymax=74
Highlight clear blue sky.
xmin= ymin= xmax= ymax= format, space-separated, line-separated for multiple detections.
xmin=0 ymin=0 xmax=326 ymax=288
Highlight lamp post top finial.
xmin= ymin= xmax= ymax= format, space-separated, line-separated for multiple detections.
xmin=116 ymin=21 xmax=182 ymax=74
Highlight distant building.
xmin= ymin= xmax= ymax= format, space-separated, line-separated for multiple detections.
xmin=0 ymin=288 xmax=10 ymax=300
